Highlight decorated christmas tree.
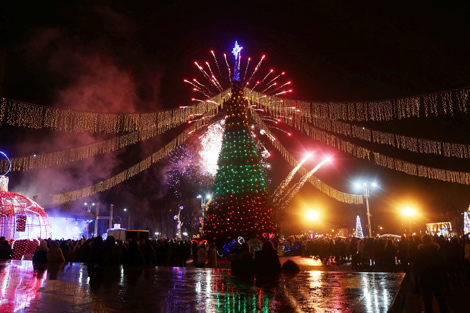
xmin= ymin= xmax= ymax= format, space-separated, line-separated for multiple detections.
xmin=355 ymin=215 xmax=364 ymax=238
xmin=204 ymin=43 xmax=276 ymax=242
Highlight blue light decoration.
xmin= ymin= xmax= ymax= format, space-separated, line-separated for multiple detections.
xmin=231 ymin=41 xmax=243 ymax=82
xmin=0 ymin=151 xmax=11 ymax=176
xmin=223 ymin=239 xmax=238 ymax=253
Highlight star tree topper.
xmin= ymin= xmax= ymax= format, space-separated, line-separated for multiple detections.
xmin=232 ymin=41 xmax=243 ymax=82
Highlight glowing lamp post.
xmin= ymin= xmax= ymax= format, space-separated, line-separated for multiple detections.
xmin=354 ymin=181 xmax=378 ymax=237
xmin=84 ymin=202 xmax=95 ymax=212
xmin=402 ymin=207 xmax=416 ymax=234
xmin=123 ymin=208 xmax=131 ymax=230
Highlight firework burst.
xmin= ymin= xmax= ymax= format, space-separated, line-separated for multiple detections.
xmin=185 ymin=47 xmax=292 ymax=100
xmin=198 ymin=119 xmax=225 ymax=176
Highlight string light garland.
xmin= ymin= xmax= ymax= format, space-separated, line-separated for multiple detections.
xmin=0 ymin=120 xmax=206 ymax=173
xmin=51 ymin=124 xmax=199 ymax=204
xmin=249 ymin=90 xmax=470 ymax=185
xmin=372 ymin=152 xmax=470 ymax=184
xmin=248 ymin=85 xmax=469 ymax=122
xmin=251 ymin=110 xmax=364 ymax=204
xmin=300 ymin=123 xmax=470 ymax=185
xmin=0 ymin=92 xmax=227 ymax=133
xmin=302 ymin=117 xmax=470 ymax=159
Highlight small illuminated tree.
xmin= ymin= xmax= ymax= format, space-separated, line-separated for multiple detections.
xmin=355 ymin=215 xmax=364 ymax=238
xmin=464 ymin=210 xmax=470 ymax=235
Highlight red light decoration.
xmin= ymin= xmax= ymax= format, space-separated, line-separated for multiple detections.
xmin=0 ymin=191 xmax=52 ymax=243
xmin=16 ymin=214 xmax=26 ymax=232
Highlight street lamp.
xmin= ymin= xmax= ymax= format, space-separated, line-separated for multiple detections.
xmin=84 ymin=202 xmax=95 ymax=212
xmin=354 ymin=181 xmax=378 ymax=237
xmin=402 ymin=206 xmax=416 ymax=234
xmin=123 ymin=208 xmax=131 ymax=229
xmin=197 ymin=194 xmax=211 ymax=234
xmin=306 ymin=210 xmax=319 ymax=221
xmin=306 ymin=210 xmax=319 ymax=238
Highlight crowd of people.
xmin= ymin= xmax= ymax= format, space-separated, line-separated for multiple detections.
xmin=0 ymin=236 xmax=195 ymax=268
xmin=2 ymin=233 xmax=469 ymax=311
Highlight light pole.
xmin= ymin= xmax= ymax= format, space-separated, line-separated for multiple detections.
xmin=197 ymin=194 xmax=211 ymax=235
xmin=402 ymin=206 xmax=416 ymax=234
xmin=124 ymin=208 xmax=131 ymax=229
xmin=84 ymin=202 xmax=95 ymax=212
xmin=355 ymin=181 xmax=378 ymax=237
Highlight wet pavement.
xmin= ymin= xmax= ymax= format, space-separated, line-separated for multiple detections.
xmin=0 ymin=260 xmax=404 ymax=313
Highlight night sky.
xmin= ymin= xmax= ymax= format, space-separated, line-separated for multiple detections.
xmin=1 ymin=1 xmax=469 ymax=235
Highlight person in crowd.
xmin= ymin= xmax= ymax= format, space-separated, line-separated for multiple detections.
xmin=76 ymin=238 xmax=92 ymax=263
xmin=254 ymin=241 xmax=281 ymax=274
xmin=197 ymin=242 xmax=208 ymax=268
xmin=191 ymin=241 xmax=199 ymax=267
xmin=0 ymin=236 xmax=12 ymax=260
xmin=281 ymin=259 xmax=301 ymax=275
xmin=102 ymin=236 xmax=122 ymax=266
xmin=142 ymin=239 xmax=157 ymax=266
xmin=230 ymin=243 xmax=255 ymax=275
xmin=207 ymin=242 xmax=217 ymax=268
xmin=60 ymin=240 xmax=72 ymax=262
xmin=47 ymin=240 xmax=65 ymax=262
xmin=87 ymin=236 xmax=104 ymax=268
xmin=465 ymin=235 xmax=470 ymax=286
xmin=124 ymin=239 xmax=145 ymax=266
xmin=414 ymin=235 xmax=449 ymax=313
xmin=32 ymin=240 xmax=48 ymax=265
xmin=397 ymin=236 xmax=409 ymax=275
xmin=384 ymin=239 xmax=397 ymax=272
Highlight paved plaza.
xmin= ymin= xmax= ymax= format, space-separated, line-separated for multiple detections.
xmin=0 ymin=260 xmax=404 ymax=312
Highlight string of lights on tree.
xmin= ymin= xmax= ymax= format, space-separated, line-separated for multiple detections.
xmin=204 ymin=81 xmax=275 ymax=240
xmin=204 ymin=42 xmax=276 ymax=240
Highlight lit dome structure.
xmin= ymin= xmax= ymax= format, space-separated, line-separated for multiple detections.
xmin=0 ymin=189 xmax=52 ymax=240
xmin=1 ymin=152 xmax=51 ymax=241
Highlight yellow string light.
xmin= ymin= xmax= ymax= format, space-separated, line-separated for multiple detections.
xmin=0 ymin=92 xmax=228 ymax=133
xmin=51 ymin=123 xmax=199 ymax=204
